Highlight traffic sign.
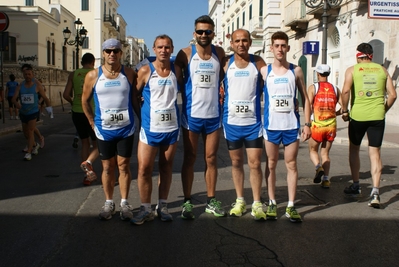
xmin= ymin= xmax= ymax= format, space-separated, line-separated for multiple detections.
xmin=0 ymin=12 xmax=9 ymax=32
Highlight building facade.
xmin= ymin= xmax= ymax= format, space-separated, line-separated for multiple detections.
xmin=212 ymin=0 xmax=399 ymax=125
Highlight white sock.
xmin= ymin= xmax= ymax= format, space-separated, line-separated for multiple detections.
xmin=141 ymin=203 xmax=152 ymax=211
xmin=323 ymin=175 xmax=329 ymax=181
xmin=287 ymin=201 xmax=294 ymax=207
xmin=252 ymin=200 xmax=261 ymax=206
xmin=158 ymin=199 xmax=167 ymax=206
xmin=237 ymin=197 xmax=245 ymax=202
xmin=371 ymin=187 xmax=379 ymax=196
xmin=269 ymin=199 xmax=276 ymax=205
xmin=105 ymin=199 xmax=113 ymax=204
xmin=316 ymin=163 xmax=321 ymax=170
xmin=121 ymin=199 xmax=127 ymax=205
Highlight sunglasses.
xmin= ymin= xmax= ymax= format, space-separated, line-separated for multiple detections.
xmin=104 ymin=49 xmax=121 ymax=54
xmin=195 ymin=29 xmax=213 ymax=36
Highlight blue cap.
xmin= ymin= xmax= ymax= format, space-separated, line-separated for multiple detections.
xmin=102 ymin=38 xmax=122 ymax=50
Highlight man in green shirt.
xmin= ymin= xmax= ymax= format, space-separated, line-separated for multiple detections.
xmin=63 ymin=53 xmax=99 ymax=186
xmin=341 ymin=43 xmax=397 ymax=208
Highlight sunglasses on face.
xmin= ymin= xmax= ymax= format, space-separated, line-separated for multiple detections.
xmin=195 ymin=29 xmax=213 ymax=36
xmin=104 ymin=49 xmax=121 ymax=54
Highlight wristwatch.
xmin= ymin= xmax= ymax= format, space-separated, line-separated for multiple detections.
xmin=304 ymin=122 xmax=312 ymax=127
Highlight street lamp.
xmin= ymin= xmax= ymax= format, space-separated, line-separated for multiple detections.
xmin=63 ymin=18 xmax=88 ymax=69
xmin=304 ymin=0 xmax=342 ymax=64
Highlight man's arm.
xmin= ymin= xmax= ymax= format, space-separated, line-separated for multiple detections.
xmin=383 ymin=68 xmax=397 ymax=113
xmin=125 ymin=67 xmax=140 ymax=121
xmin=341 ymin=66 xmax=354 ymax=121
xmin=295 ymin=66 xmax=311 ymax=140
xmin=307 ymin=84 xmax=315 ymax=112
xmin=82 ymin=69 xmax=97 ymax=128
xmin=174 ymin=48 xmax=189 ymax=92
xmin=11 ymin=85 xmax=21 ymax=109
xmin=36 ymin=82 xmax=51 ymax=107
xmin=63 ymin=72 xmax=74 ymax=104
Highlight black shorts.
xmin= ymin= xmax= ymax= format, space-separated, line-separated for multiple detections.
xmin=97 ymin=134 xmax=134 ymax=160
xmin=20 ymin=112 xmax=38 ymax=124
xmin=226 ymin=136 xmax=264 ymax=150
xmin=7 ymin=96 xmax=17 ymax=107
xmin=72 ymin=111 xmax=96 ymax=140
xmin=348 ymin=119 xmax=385 ymax=147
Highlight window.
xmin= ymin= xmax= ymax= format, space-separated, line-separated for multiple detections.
xmin=52 ymin=42 xmax=55 ymax=65
xmin=47 ymin=40 xmax=51 ymax=65
xmin=242 ymin=11 xmax=245 ymax=26
xmin=232 ymin=22 xmax=234 ymax=32
xmin=82 ymin=37 xmax=89 ymax=49
xmin=260 ymin=0 xmax=263 ymax=17
xmin=3 ymin=36 xmax=16 ymax=62
xmin=62 ymin=46 xmax=67 ymax=70
xmin=249 ymin=4 xmax=252 ymax=19
xmin=81 ymin=0 xmax=89 ymax=11
xmin=237 ymin=17 xmax=239 ymax=28
xmin=26 ymin=0 xmax=34 ymax=6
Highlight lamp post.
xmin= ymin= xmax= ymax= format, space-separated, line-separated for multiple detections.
xmin=304 ymin=0 xmax=342 ymax=64
xmin=63 ymin=18 xmax=88 ymax=69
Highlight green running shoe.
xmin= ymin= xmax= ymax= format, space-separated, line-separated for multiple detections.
xmin=285 ymin=206 xmax=302 ymax=223
xmin=181 ymin=200 xmax=195 ymax=220
xmin=229 ymin=199 xmax=246 ymax=216
xmin=251 ymin=202 xmax=266 ymax=220
xmin=266 ymin=204 xmax=277 ymax=220
xmin=205 ymin=198 xmax=226 ymax=217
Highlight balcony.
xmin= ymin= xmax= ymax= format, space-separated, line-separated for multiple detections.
xmin=249 ymin=16 xmax=263 ymax=38
xmin=103 ymin=14 xmax=118 ymax=34
xmin=284 ymin=0 xmax=309 ymax=31
xmin=306 ymin=1 xmax=342 ymax=20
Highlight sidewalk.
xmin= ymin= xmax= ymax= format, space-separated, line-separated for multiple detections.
xmin=1 ymin=105 xmax=398 ymax=147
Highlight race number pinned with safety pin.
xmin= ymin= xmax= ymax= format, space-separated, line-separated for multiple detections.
xmin=21 ymin=94 xmax=34 ymax=104
xmin=193 ymin=69 xmax=216 ymax=88
xmin=102 ymin=108 xmax=129 ymax=128
xmin=230 ymin=100 xmax=254 ymax=118
xmin=271 ymin=95 xmax=293 ymax=113
xmin=154 ymin=108 xmax=175 ymax=127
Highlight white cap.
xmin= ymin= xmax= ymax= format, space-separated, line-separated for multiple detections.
xmin=315 ymin=64 xmax=331 ymax=74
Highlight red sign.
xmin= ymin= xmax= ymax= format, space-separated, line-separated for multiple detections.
xmin=0 ymin=12 xmax=9 ymax=32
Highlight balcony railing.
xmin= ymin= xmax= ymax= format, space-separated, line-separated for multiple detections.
xmin=249 ymin=16 xmax=263 ymax=33
xmin=284 ymin=0 xmax=309 ymax=30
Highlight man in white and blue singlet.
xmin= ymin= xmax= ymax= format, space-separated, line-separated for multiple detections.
xmin=175 ymin=15 xmax=226 ymax=219
xmin=82 ymin=39 xmax=140 ymax=221
xmin=131 ymin=35 xmax=179 ymax=225
xmin=262 ymin=31 xmax=311 ymax=222
xmin=222 ymin=29 xmax=266 ymax=220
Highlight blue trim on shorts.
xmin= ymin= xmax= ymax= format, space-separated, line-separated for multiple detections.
xmin=181 ymin=115 xmax=221 ymax=134
xmin=263 ymin=128 xmax=300 ymax=145
xmin=139 ymin=127 xmax=180 ymax=146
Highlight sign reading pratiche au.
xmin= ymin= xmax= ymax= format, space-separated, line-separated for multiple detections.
xmin=369 ymin=0 xmax=399 ymax=19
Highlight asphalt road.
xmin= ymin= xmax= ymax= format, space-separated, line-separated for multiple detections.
xmin=0 ymin=107 xmax=398 ymax=267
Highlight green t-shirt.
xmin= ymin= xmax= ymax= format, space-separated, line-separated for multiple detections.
xmin=351 ymin=62 xmax=386 ymax=121
xmin=72 ymin=68 xmax=93 ymax=113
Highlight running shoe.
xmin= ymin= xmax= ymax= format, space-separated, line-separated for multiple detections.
xmin=119 ymin=201 xmax=134 ymax=221
xmin=181 ymin=200 xmax=195 ymax=220
xmin=24 ymin=153 xmax=32 ymax=161
xmin=80 ymin=161 xmax=97 ymax=183
xmin=251 ymin=202 xmax=266 ymax=220
xmin=205 ymin=198 xmax=226 ymax=217
xmin=32 ymin=143 xmax=39 ymax=155
xmin=155 ymin=203 xmax=173 ymax=222
xmin=321 ymin=179 xmax=331 ymax=188
xmin=368 ymin=194 xmax=381 ymax=209
xmin=40 ymin=136 xmax=45 ymax=148
xmin=285 ymin=206 xmax=302 ymax=223
xmin=99 ymin=201 xmax=116 ymax=220
xmin=229 ymin=199 xmax=246 ymax=217
xmin=344 ymin=183 xmax=361 ymax=196
xmin=314 ymin=166 xmax=324 ymax=183
xmin=72 ymin=137 xmax=79 ymax=148
xmin=266 ymin=204 xmax=277 ymax=220
xmin=130 ymin=206 xmax=154 ymax=225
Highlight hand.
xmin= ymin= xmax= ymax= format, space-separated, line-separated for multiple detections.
xmin=342 ymin=113 xmax=349 ymax=122
xmin=301 ymin=126 xmax=311 ymax=141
